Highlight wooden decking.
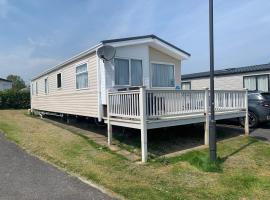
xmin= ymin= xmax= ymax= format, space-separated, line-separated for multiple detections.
xmin=105 ymin=87 xmax=249 ymax=162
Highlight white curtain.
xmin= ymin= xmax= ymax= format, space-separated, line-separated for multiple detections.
xmin=115 ymin=58 xmax=129 ymax=85
xmin=131 ymin=59 xmax=142 ymax=86
xmin=257 ymin=75 xmax=269 ymax=91
xmin=244 ymin=76 xmax=256 ymax=90
xmin=152 ymin=63 xmax=174 ymax=87
xmin=76 ymin=64 xmax=88 ymax=89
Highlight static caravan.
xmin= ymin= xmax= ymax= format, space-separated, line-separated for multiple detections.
xmin=182 ymin=63 xmax=270 ymax=92
xmin=31 ymin=35 xmax=190 ymax=120
xmin=31 ymin=35 xmax=249 ymax=162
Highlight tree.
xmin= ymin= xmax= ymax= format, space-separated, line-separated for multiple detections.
xmin=6 ymin=75 xmax=26 ymax=91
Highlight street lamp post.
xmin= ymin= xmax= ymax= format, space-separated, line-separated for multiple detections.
xmin=209 ymin=0 xmax=217 ymax=161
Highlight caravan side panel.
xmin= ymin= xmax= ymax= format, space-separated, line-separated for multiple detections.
xmin=185 ymin=70 xmax=270 ymax=90
xmin=31 ymin=53 xmax=98 ymax=117
xmin=149 ymin=47 xmax=181 ymax=87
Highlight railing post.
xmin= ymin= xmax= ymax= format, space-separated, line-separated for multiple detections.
xmin=139 ymin=86 xmax=147 ymax=163
xmin=244 ymin=89 xmax=249 ymax=136
xmin=107 ymin=90 xmax=112 ymax=145
xmin=204 ymin=88 xmax=210 ymax=145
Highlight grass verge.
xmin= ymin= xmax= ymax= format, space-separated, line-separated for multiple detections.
xmin=1 ymin=110 xmax=270 ymax=200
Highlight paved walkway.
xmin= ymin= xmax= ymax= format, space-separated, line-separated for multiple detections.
xmin=250 ymin=123 xmax=270 ymax=142
xmin=0 ymin=133 xmax=115 ymax=200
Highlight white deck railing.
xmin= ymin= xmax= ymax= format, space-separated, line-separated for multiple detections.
xmin=107 ymin=88 xmax=247 ymax=120
xmin=146 ymin=90 xmax=205 ymax=118
xmin=214 ymin=90 xmax=246 ymax=111
xmin=108 ymin=90 xmax=140 ymax=119
xmin=106 ymin=87 xmax=248 ymax=163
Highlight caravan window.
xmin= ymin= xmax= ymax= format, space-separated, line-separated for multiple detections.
xmin=181 ymin=82 xmax=191 ymax=90
xmin=152 ymin=63 xmax=175 ymax=87
xmin=243 ymin=75 xmax=269 ymax=91
xmin=76 ymin=63 xmax=88 ymax=89
xmin=31 ymin=83 xmax=34 ymax=95
xmin=131 ymin=59 xmax=142 ymax=86
xmin=114 ymin=58 xmax=143 ymax=86
xmin=44 ymin=78 xmax=48 ymax=94
xmin=57 ymin=73 xmax=62 ymax=88
xmin=115 ymin=58 xmax=129 ymax=85
xmin=36 ymin=81 xmax=38 ymax=95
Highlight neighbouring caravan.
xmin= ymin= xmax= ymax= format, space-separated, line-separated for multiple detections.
xmin=0 ymin=78 xmax=12 ymax=91
xmin=31 ymin=35 xmax=190 ymax=121
xmin=181 ymin=63 xmax=270 ymax=91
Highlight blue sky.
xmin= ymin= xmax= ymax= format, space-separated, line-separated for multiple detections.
xmin=0 ymin=0 xmax=270 ymax=82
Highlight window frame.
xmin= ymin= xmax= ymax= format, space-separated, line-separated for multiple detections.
xmin=151 ymin=61 xmax=176 ymax=88
xmin=44 ymin=78 xmax=49 ymax=94
xmin=181 ymin=81 xmax=191 ymax=90
xmin=31 ymin=83 xmax=34 ymax=96
xmin=35 ymin=81 xmax=38 ymax=95
xmin=243 ymin=74 xmax=270 ymax=91
xmin=57 ymin=73 xmax=62 ymax=89
xmin=114 ymin=57 xmax=143 ymax=87
xmin=75 ymin=62 xmax=89 ymax=90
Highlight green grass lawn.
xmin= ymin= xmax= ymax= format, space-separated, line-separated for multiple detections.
xmin=0 ymin=110 xmax=270 ymax=200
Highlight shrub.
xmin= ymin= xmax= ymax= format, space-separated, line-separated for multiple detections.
xmin=0 ymin=89 xmax=30 ymax=109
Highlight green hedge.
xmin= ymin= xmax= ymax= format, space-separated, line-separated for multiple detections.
xmin=0 ymin=90 xmax=30 ymax=109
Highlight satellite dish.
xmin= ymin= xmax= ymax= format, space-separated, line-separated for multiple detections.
xmin=97 ymin=45 xmax=116 ymax=61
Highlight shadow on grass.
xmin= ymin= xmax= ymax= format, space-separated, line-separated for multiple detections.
xmin=36 ymin=114 xmax=249 ymax=162
xmin=219 ymin=138 xmax=258 ymax=163
xmin=152 ymin=137 xmax=258 ymax=173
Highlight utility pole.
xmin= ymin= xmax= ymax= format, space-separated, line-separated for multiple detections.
xmin=209 ymin=0 xmax=217 ymax=161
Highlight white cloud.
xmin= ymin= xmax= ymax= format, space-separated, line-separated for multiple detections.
xmin=27 ymin=37 xmax=53 ymax=47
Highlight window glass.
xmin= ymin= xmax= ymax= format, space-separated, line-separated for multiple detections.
xmin=31 ymin=83 xmax=34 ymax=95
xmin=244 ymin=76 xmax=256 ymax=90
xmin=115 ymin=58 xmax=129 ymax=85
xmin=36 ymin=82 xmax=38 ymax=95
xmin=57 ymin=73 xmax=62 ymax=88
xmin=152 ymin=63 xmax=174 ymax=87
xmin=76 ymin=64 xmax=88 ymax=89
xmin=257 ymin=75 xmax=268 ymax=91
xmin=131 ymin=59 xmax=142 ymax=86
xmin=244 ymin=75 xmax=269 ymax=91
xmin=261 ymin=93 xmax=270 ymax=100
xmin=248 ymin=93 xmax=260 ymax=100
xmin=182 ymin=82 xmax=191 ymax=90
xmin=44 ymin=78 xmax=48 ymax=94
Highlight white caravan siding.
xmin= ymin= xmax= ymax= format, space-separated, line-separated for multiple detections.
xmin=31 ymin=53 xmax=98 ymax=117
xmin=149 ymin=47 xmax=181 ymax=86
xmin=184 ymin=70 xmax=270 ymax=90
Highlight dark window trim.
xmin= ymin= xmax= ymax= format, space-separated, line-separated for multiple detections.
xmin=44 ymin=78 xmax=48 ymax=94
xmin=181 ymin=81 xmax=191 ymax=90
xmin=57 ymin=73 xmax=62 ymax=89
xmin=243 ymin=74 xmax=270 ymax=91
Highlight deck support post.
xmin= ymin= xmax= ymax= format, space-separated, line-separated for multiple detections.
xmin=204 ymin=88 xmax=210 ymax=145
xmin=244 ymin=89 xmax=249 ymax=136
xmin=140 ymin=87 xmax=147 ymax=163
xmin=107 ymin=91 xmax=112 ymax=145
